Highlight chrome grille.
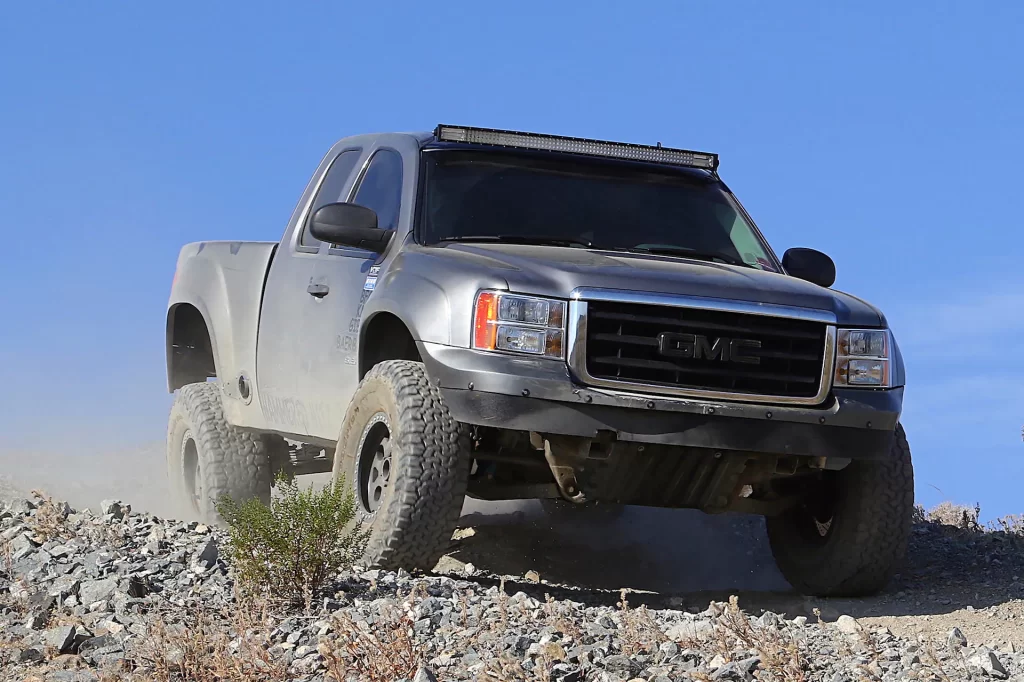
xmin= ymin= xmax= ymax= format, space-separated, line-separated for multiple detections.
xmin=569 ymin=290 xmax=836 ymax=405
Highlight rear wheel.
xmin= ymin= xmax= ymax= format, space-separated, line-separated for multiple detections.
xmin=766 ymin=424 xmax=914 ymax=597
xmin=334 ymin=360 xmax=471 ymax=570
xmin=166 ymin=382 xmax=273 ymax=523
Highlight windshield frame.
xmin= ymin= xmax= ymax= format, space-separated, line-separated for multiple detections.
xmin=414 ymin=145 xmax=783 ymax=271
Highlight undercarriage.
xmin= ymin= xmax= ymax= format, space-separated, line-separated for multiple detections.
xmin=464 ymin=426 xmax=847 ymax=516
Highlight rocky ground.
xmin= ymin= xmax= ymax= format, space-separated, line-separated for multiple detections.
xmin=1 ymin=486 xmax=1024 ymax=681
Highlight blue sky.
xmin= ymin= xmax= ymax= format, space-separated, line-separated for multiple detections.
xmin=1 ymin=2 xmax=1021 ymax=518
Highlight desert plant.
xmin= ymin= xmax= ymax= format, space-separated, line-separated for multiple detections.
xmin=989 ymin=514 xmax=1024 ymax=536
xmin=617 ymin=589 xmax=666 ymax=656
xmin=135 ymin=600 xmax=289 ymax=682
xmin=26 ymin=490 xmax=72 ymax=542
xmin=714 ymin=596 xmax=808 ymax=682
xmin=924 ymin=501 xmax=982 ymax=531
xmin=320 ymin=606 xmax=422 ymax=682
xmin=216 ymin=472 xmax=370 ymax=605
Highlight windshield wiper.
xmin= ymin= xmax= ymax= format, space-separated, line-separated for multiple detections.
xmin=437 ymin=235 xmax=593 ymax=248
xmin=624 ymin=245 xmax=748 ymax=267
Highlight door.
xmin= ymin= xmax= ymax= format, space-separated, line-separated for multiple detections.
xmin=300 ymin=147 xmax=405 ymax=442
xmin=256 ymin=148 xmax=363 ymax=437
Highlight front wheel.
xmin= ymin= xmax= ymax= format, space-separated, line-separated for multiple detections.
xmin=766 ymin=424 xmax=915 ymax=597
xmin=333 ymin=360 xmax=471 ymax=571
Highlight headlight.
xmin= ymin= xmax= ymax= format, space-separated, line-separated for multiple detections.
xmin=834 ymin=329 xmax=893 ymax=388
xmin=473 ymin=291 xmax=566 ymax=359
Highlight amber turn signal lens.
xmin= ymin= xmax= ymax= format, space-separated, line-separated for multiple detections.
xmin=473 ymin=292 xmax=498 ymax=350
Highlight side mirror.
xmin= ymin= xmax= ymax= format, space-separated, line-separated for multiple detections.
xmin=782 ymin=248 xmax=836 ymax=288
xmin=309 ymin=203 xmax=394 ymax=253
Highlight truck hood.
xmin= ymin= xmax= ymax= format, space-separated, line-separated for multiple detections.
xmin=427 ymin=242 xmax=885 ymax=327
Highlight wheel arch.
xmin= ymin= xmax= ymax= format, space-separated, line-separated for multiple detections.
xmin=166 ymin=302 xmax=219 ymax=391
xmin=358 ymin=311 xmax=421 ymax=380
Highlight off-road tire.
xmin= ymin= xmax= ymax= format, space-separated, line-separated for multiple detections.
xmin=334 ymin=360 xmax=470 ymax=571
xmin=167 ymin=382 xmax=273 ymax=524
xmin=766 ymin=423 xmax=914 ymax=597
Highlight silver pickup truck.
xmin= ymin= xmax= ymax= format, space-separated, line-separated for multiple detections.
xmin=166 ymin=125 xmax=913 ymax=597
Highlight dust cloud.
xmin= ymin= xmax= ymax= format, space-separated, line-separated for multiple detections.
xmin=0 ymin=441 xmax=177 ymax=519
xmin=0 ymin=443 xmax=790 ymax=596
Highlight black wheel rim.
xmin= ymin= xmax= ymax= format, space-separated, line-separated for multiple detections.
xmin=182 ymin=433 xmax=201 ymax=515
xmin=356 ymin=415 xmax=392 ymax=515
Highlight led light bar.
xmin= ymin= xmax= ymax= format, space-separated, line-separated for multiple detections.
xmin=435 ymin=124 xmax=719 ymax=171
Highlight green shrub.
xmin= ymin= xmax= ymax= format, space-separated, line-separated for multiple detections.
xmin=216 ymin=472 xmax=370 ymax=605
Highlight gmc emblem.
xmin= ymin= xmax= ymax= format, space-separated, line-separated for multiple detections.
xmin=657 ymin=332 xmax=762 ymax=365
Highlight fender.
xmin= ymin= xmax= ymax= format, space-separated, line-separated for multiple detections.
xmin=358 ymin=271 xmax=452 ymax=347
xmin=167 ymin=240 xmax=277 ymax=427
xmin=358 ymin=247 xmax=510 ymax=352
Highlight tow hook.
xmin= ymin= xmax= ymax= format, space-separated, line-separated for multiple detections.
xmin=542 ymin=435 xmax=592 ymax=504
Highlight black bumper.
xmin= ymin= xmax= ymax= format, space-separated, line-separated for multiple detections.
xmin=418 ymin=342 xmax=902 ymax=460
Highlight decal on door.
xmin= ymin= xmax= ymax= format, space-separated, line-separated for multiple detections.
xmin=363 ymin=265 xmax=381 ymax=291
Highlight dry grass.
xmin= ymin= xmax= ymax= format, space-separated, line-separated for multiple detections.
xmin=542 ymin=593 xmax=583 ymax=643
xmin=616 ymin=589 xmax=665 ymax=656
xmin=131 ymin=599 xmax=289 ymax=682
xmin=320 ymin=606 xmax=422 ymax=682
xmin=678 ymin=597 xmax=808 ymax=682
xmin=918 ymin=500 xmax=1024 ymax=538
xmin=26 ymin=490 xmax=73 ymax=542
xmin=2 ymin=576 xmax=31 ymax=615
xmin=1 ymin=535 xmax=12 ymax=576
xmin=923 ymin=501 xmax=982 ymax=531
xmin=719 ymin=596 xmax=808 ymax=682
xmin=988 ymin=513 xmax=1024 ymax=535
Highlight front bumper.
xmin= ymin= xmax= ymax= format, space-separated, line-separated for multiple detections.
xmin=418 ymin=341 xmax=902 ymax=460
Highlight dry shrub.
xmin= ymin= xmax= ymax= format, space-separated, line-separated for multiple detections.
xmin=216 ymin=472 xmax=369 ymax=605
xmin=1 ymin=535 xmax=12 ymax=576
xmin=714 ymin=596 xmax=808 ymax=682
xmin=320 ymin=606 xmax=422 ymax=682
xmin=617 ymin=589 xmax=666 ymax=656
xmin=26 ymin=490 xmax=72 ymax=542
xmin=543 ymin=593 xmax=583 ymax=643
xmin=989 ymin=514 xmax=1024 ymax=535
xmin=134 ymin=600 xmax=288 ymax=682
xmin=924 ymin=502 xmax=981 ymax=531
xmin=1 ymin=577 xmax=31 ymax=615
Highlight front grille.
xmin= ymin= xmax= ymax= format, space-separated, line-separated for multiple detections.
xmin=583 ymin=300 xmax=828 ymax=399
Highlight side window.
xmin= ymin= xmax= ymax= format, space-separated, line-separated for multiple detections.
xmin=351 ymin=149 xmax=403 ymax=230
xmin=300 ymin=149 xmax=362 ymax=248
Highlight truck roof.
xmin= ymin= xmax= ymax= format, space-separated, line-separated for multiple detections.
xmin=337 ymin=126 xmax=720 ymax=175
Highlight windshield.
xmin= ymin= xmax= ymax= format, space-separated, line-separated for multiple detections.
xmin=418 ymin=149 xmax=779 ymax=271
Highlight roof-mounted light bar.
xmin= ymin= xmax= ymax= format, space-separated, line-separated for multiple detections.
xmin=434 ymin=124 xmax=719 ymax=171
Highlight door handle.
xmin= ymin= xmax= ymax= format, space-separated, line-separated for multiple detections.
xmin=306 ymin=283 xmax=329 ymax=298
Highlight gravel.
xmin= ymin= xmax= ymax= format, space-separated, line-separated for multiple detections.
xmin=2 ymin=492 xmax=1024 ymax=681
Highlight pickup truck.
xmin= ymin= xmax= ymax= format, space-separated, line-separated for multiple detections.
xmin=166 ymin=125 xmax=912 ymax=597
